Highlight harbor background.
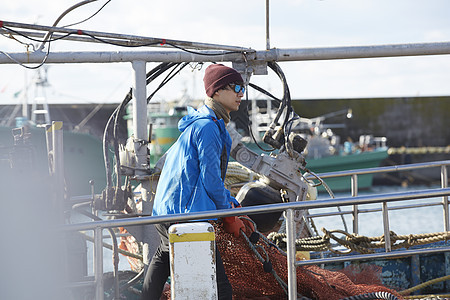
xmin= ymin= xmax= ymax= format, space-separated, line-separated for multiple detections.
xmin=2 ymin=95 xmax=448 ymax=186
xmin=292 ymin=96 xmax=450 ymax=149
xmin=2 ymin=95 xmax=449 ymax=150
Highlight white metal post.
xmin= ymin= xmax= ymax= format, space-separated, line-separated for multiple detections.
xmin=351 ymin=174 xmax=359 ymax=234
xmin=94 ymin=226 xmax=104 ymax=300
xmin=442 ymin=165 xmax=449 ymax=231
xmin=382 ymin=202 xmax=392 ymax=252
xmin=285 ymin=209 xmax=297 ymax=300
xmin=132 ymin=60 xmax=148 ymax=170
xmin=131 ymin=60 xmax=159 ymax=265
xmin=169 ymin=223 xmax=217 ymax=299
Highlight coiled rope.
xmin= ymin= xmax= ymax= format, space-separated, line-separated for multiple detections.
xmin=322 ymin=229 xmax=450 ymax=254
xmin=224 ymin=161 xmax=259 ymax=191
xmin=267 ymin=229 xmax=450 ymax=255
xmin=268 ymin=232 xmax=331 ymax=252
xmin=388 ymin=146 xmax=450 ymax=155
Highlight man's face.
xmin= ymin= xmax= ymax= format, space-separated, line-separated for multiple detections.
xmin=213 ymin=84 xmax=244 ymax=114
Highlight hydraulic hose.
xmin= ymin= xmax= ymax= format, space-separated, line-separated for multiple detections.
xmin=102 ymin=62 xmax=182 ymax=192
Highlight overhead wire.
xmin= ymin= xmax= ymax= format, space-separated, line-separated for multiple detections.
xmin=248 ymin=82 xmax=281 ymax=105
xmin=0 ymin=23 xmax=246 ymax=70
xmin=38 ymin=0 xmax=104 ymax=50
xmin=146 ymin=62 xmax=190 ymax=103
xmin=69 ymin=31 xmax=245 ymax=56
xmin=3 ymin=0 xmax=242 ymax=72
xmin=164 ymin=42 xmax=244 ymax=56
xmin=2 ymin=25 xmax=78 ymax=43
xmin=0 ymin=29 xmax=36 ymax=51
xmin=1 ymin=23 xmax=244 ymax=55
xmin=146 ymin=62 xmax=178 ymax=85
xmin=61 ymin=0 xmax=112 ymax=28
xmin=0 ymin=41 xmax=51 ymax=70
xmin=0 ymin=0 xmax=109 ymax=69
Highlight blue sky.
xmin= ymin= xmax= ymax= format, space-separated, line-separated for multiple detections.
xmin=1 ymin=0 xmax=450 ymax=104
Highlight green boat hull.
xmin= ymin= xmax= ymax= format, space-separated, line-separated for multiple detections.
xmin=149 ymin=127 xmax=181 ymax=166
xmin=305 ymin=149 xmax=389 ymax=192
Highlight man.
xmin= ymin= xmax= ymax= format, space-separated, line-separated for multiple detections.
xmin=141 ymin=64 xmax=251 ymax=300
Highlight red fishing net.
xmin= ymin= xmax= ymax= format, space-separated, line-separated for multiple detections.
xmin=158 ymin=222 xmax=402 ymax=299
xmin=213 ymin=222 xmax=403 ymax=300
xmin=125 ymin=219 xmax=403 ymax=300
xmin=118 ymin=227 xmax=144 ymax=272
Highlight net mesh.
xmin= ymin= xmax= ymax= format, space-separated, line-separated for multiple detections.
xmin=118 ymin=227 xmax=144 ymax=272
xmin=157 ymin=222 xmax=403 ymax=300
xmin=214 ymin=222 xmax=402 ymax=300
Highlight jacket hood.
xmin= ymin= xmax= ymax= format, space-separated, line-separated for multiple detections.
xmin=178 ymin=105 xmax=224 ymax=132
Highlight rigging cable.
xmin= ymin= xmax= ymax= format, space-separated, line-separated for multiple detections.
xmin=61 ymin=0 xmax=112 ymax=28
xmin=146 ymin=62 xmax=190 ymax=103
xmin=1 ymin=25 xmax=79 ymax=43
xmin=0 ymin=20 xmax=246 ymax=71
xmin=71 ymin=31 xmax=245 ymax=56
xmin=0 ymin=0 xmax=109 ymax=69
xmin=0 ymin=23 xmax=52 ymax=69
xmin=38 ymin=0 xmax=111 ymax=50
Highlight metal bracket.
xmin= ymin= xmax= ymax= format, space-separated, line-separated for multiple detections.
xmin=232 ymin=58 xmax=268 ymax=85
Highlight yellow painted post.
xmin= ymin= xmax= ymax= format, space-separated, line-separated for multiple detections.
xmin=169 ymin=223 xmax=217 ymax=299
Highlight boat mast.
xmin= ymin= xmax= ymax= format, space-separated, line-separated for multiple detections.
xmin=30 ymin=67 xmax=51 ymax=126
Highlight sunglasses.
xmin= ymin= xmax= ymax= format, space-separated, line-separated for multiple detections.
xmin=228 ymin=83 xmax=245 ymax=94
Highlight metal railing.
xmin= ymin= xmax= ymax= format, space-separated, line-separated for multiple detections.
xmin=65 ymin=160 xmax=450 ymax=300
xmin=307 ymin=160 xmax=450 ymax=236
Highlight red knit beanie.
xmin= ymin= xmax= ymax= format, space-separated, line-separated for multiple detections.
xmin=203 ymin=64 xmax=243 ymax=97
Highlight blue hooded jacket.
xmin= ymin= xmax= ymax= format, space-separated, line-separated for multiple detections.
xmin=152 ymin=105 xmax=240 ymax=216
